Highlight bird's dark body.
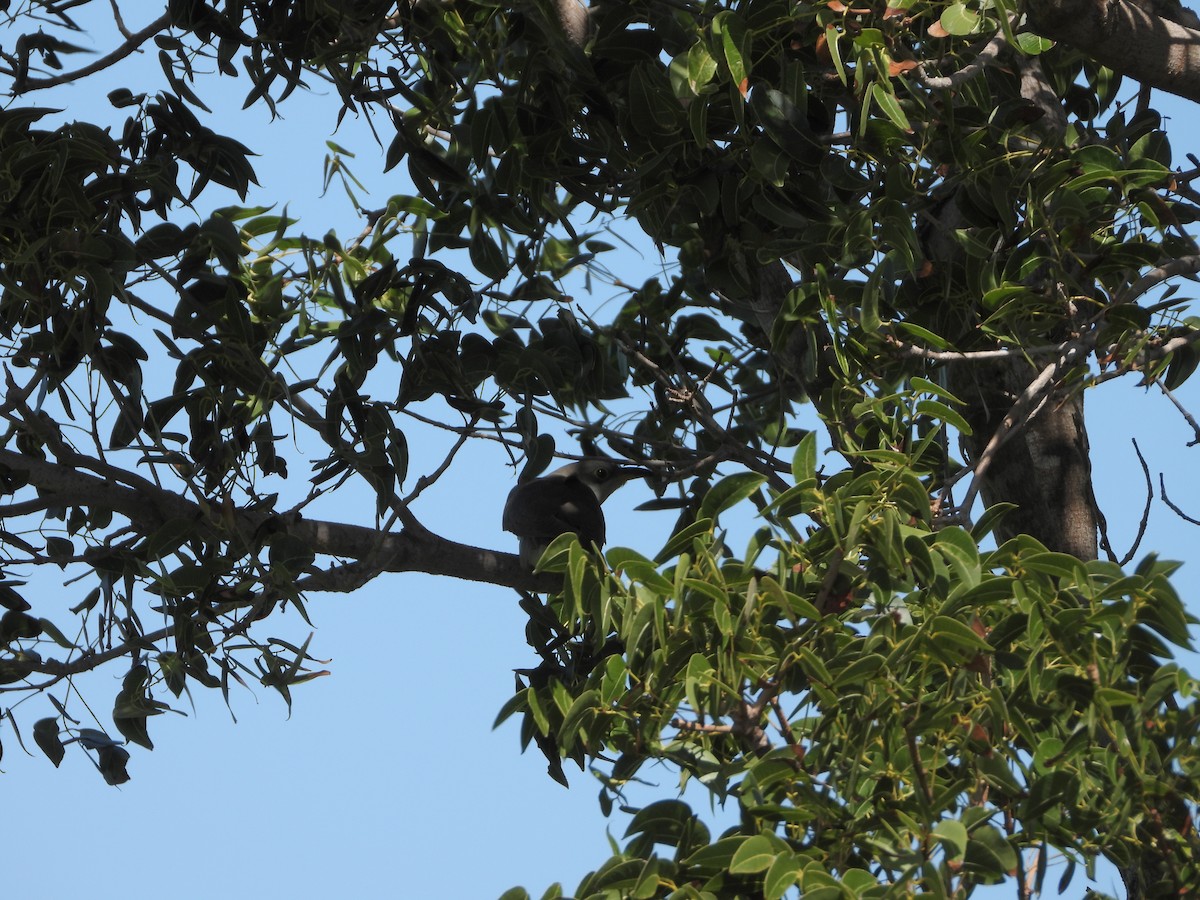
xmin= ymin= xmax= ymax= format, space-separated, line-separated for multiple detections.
xmin=503 ymin=459 xmax=648 ymax=569
xmin=502 ymin=473 xmax=606 ymax=551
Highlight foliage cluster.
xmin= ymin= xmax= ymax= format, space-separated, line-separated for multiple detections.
xmin=1 ymin=1 xmax=1199 ymax=895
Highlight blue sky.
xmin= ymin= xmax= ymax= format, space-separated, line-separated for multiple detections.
xmin=2 ymin=8 xmax=1199 ymax=899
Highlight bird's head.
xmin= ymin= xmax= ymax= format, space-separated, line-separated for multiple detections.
xmin=550 ymin=459 xmax=651 ymax=503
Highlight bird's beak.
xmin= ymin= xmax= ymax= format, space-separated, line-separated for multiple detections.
xmin=616 ymin=465 xmax=652 ymax=479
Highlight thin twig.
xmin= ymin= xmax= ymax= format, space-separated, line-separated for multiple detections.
xmin=1155 ymin=377 xmax=1200 ymax=447
xmin=671 ymin=718 xmax=733 ymax=735
xmin=107 ymin=0 xmax=135 ymax=40
xmin=1118 ymin=439 xmax=1154 ymax=566
xmin=621 ymin=341 xmax=790 ymax=491
xmin=905 ymin=724 xmax=935 ymax=806
xmin=400 ymin=414 xmax=480 ymax=506
xmin=1160 ymin=474 xmax=1200 ymax=525
xmin=769 ymin=695 xmax=798 ymax=746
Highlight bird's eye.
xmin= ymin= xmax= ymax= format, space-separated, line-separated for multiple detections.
xmin=595 ymin=467 xmax=610 ymax=480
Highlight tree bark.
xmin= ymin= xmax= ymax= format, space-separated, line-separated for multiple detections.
xmin=1029 ymin=0 xmax=1200 ymax=104
xmin=946 ymin=360 xmax=1097 ymax=558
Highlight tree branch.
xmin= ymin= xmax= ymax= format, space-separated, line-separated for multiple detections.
xmin=11 ymin=13 xmax=171 ymax=93
xmin=1155 ymin=376 xmax=1200 ymax=446
xmin=1028 ymin=1 xmax=1200 ymax=104
xmin=1160 ymin=472 xmax=1200 ymax=524
xmin=917 ymin=20 xmax=1009 ymax=89
xmin=885 ymin=334 xmax=1069 ymax=362
xmin=1118 ymin=254 xmax=1200 ymax=304
xmin=0 ymin=448 xmax=554 ymax=592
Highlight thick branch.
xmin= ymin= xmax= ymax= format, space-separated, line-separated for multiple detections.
xmin=917 ymin=21 xmax=1009 ymax=89
xmin=1119 ymin=254 xmax=1200 ymax=303
xmin=1028 ymin=0 xmax=1200 ymax=104
xmin=0 ymin=448 xmax=552 ymax=592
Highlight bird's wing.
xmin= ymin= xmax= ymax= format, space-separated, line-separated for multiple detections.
xmin=503 ymin=477 xmax=606 ymax=547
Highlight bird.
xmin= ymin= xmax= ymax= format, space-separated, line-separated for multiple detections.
xmin=502 ymin=458 xmax=649 ymax=569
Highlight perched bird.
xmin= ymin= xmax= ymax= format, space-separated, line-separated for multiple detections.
xmin=503 ymin=459 xmax=649 ymax=568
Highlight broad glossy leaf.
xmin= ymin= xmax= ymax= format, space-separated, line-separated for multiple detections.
xmin=763 ymin=852 xmax=803 ymax=900
xmin=728 ymin=834 xmax=779 ymax=874
xmin=940 ymin=3 xmax=981 ymax=35
xmin=932 ymin=820 xmax=969 ymax=860
xmin=683 ymin=835 xmax=750 ymax=875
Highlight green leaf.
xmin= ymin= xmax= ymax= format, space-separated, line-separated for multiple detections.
xmin=932 ymin=820 xmax=969 ymax=860
xmin=713 ymin=11 xmax=748 ymax=93
xmin=950 ymin=576 xmax=1018 ymax=612
xmin=559 ymin=689 xmax=599 ymax=744
xmin=792 ymin=430 xmax=817 ymax=483
xmin=894 ymin=321 xmax=951 ymax=349
xmin=975 ymin=754 xmax=1026 ymax=796
xmin=469 ymin=229 xmax=508 ymax=280
xmin=95 ymin=743 xmax=131 ymax=786
xmin=1032 ymin=737 xmax=1065 ymax=773
xmin=687 ymin=41 xmax=718 ymax=95
xmin=0 ymin=609 xmax=41 ymax=641
xmin=914 ymin=399 xmax=972 ymax=436
xmin=1013 ymin=32 xmax=1054 ymax=55
xmin=37 ymin=617 xmax=75 ymax=650
xmin=1021 ymin=551 xmax=1087 ymax=583
xmin=33 ymin=718 xmax=64 ymax=767
xmin=698 ymin=472 xmax=767 ymax=521
xmin=44 ymin=536 xmax=73 ymax=567
xmin=653 ymin=519 xmax=714 ymax=565
xmin=932 ymin=527 xmax=981 ymax=588
xmin=763 ymin=853 xmax=803 ymax=899
xmin=601 ymin=654 xmax=627 ymax=706
xmin=1129 ymin=130 xmax=1172 ymax=167
xmin=963 ymin=824 xmax=1019 ymax=877
xmin=683 ymin=835 xmax=750 ymax=875
xmin=759 ymin=577 xmax=821 ymax=621
xmin=869 ymin=82 xmax=911 ymax=132
xmin=684 ymin=652 xmax=715 ymax=713
xmin=940 ymin=3 xmax=982 ymax=35
xmin=927 ymin=615 xmax=992 ymax=652
xmin=825 ymin=25 xmax=847 ymax=86
xmin=625 ymin=800 xmax=710 ymax=850
xmin=526 ymin=687 xmax=550 ymax=736
xmin=797 ymin=646 xmax=834 ymax=685
xmin=628 ymin=62 xmax=681 ymax=138
xmin=833 ymin=653 xmax=886 ymax=689
xmin=729 ymin=834 xmax=777 ymax=874
xmin=971 ymin=503 xmax=1017 ymax=542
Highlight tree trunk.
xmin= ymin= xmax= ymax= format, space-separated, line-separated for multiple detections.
xmin=947 ymin=360 xmax=1097 ymax=559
